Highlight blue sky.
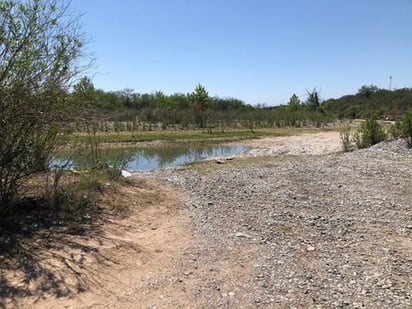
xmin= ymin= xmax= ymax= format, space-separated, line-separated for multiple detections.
xmin=70 ymin=0 xmax=412 ymax=105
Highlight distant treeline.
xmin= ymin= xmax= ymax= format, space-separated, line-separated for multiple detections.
xmin=70 ymin=78 xmax=412 ymax=132
xmin=322 ymin=85 xmax=412 ymax=120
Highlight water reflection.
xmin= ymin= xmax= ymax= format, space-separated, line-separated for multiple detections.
xmin=126 ymin=145 xmax=248 ymax=170
xmin=55 ymin=144 xmax=249 ymax=171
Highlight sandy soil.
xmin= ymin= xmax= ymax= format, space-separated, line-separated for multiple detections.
xmin=2 ymin=131 xmax=411 ymax=308
xmin=233 ymin=131 xmax=343 ymax=157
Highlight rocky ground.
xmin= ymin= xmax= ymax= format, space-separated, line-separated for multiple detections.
xmin=138 ymin=134 xmax=412 ymax=308
xmin=3 ymin=132 xmax=411 ymax=308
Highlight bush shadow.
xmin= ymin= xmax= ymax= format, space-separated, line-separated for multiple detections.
xmin=0 ymin=198 xmax=115 ymax=308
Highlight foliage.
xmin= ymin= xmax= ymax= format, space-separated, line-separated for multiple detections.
xmin=0 ymin=0 xmax=88 ymax=205
xmin=287 ymin=94 xmax=302 ymax=111
xmin=357 ymin=84 xmax=379 ymax=97
xmin=306 ymin=88 xmax=321 ymax=111
xmin=188 ymin=83 xmax=209 ymax=128
xmin=322 ymin=87 xmax=412 ymax=119
xmin=353 ymin=116 xmax=387 ymax=149
xmin=401 ymin=110 xmax=412 ymax=146
xmin=340 ymin=123 xmax=353 ymax=152
xmin=388 ymin=121 xmax=402 ymax=139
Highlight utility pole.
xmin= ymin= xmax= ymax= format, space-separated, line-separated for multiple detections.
xmin=389 ymin=75 xmax=392 ymax=90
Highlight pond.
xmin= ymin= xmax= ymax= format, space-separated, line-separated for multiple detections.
xmin=54 ymin=144 xmax=250 ymax=171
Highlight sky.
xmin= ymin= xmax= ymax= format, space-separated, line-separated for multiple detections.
xmin=70 ymin=0 xmax=412 ymax=106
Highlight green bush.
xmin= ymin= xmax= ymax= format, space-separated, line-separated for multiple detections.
xmin=401 ymin=111 xmax=412 ymax=146
xmin=353 ymin=116 xmax=387 ymax=149
xmin=388 ymin=121 xmax=402 ymax=139
xmin=340 ymin=123 xmax=354 ymax=152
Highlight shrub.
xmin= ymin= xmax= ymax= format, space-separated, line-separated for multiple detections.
xmin=401 ymin=111 xmax=412 ymax=146
xmin=340 ymin=123 xmax=353 ymax=152
xmin=0 ymin=0 xmax=88 ymax=206
xmin=353 ymin=116 xmax=387 ymax=149
xmin=388 ymin=121 xmax=402 ymax=139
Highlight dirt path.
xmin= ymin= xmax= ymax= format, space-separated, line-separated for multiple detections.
xmin=3 ymin=132 xmax=411 ymax=308
xmin=6 ymin=181 xmax=202 ymax=309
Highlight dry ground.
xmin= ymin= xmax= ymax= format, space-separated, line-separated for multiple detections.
xmin=1 ymin=131 xmax=411 ymax=308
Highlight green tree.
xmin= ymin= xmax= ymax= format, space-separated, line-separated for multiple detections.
xmin=401 ymin=110 xmax=412 ymax=146
xmin=358 ymin=85 xmax=379 ymax=97
xmin=0 ymin=0 xmax=88 ymax=205
xmin=189 ymin=83 xmax=209 ymax=128
xmin=72 ymin=77 xmax=96 ymax=105
xmin=306 ymin=88 xmax=321 ymax=111
xmin=287 ymin=94 xmax=301 ymax=111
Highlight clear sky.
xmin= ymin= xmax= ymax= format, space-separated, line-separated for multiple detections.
xmin=70 ymin=0 xmax=412 ymax=106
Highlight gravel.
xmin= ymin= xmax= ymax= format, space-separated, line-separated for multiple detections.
xmin=137 ymin=138 xmax=412 ymax=308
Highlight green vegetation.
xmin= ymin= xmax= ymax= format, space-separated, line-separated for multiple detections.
xmin=68 ymin=82 xmax=333 ymax=132
xmin=322 ymin=85 xmax=412 ymax=119
xmin=339 ymin=116 xmax=389 ymax=151
xmin=401 ymin=111 xmax=412 ymax=146
xmin=353 ymin=116 xmax=387 ymax=149
xmin=340 ymin=123 xmax=353 ymax=152
xmin=68 ymin=130 xmax=273 ymax=144
xmin=0 ymin=0 xmax=88 ymax=205
xmin=189 ymin=83 xmax=209 ymax=128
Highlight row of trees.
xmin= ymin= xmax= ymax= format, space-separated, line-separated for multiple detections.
xmin=71 ymin=78 xmax=253 ymax=114
xmin=69 ymin=77 xmax=328 ymax=131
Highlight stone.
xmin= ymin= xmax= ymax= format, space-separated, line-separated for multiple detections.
xmin=235 ymin=232 xmax=251 ymax=238
xmin=306 ymin=245 xmax=316 ymax=252
xmin=121 ymin=169 xmax=132 ymax=177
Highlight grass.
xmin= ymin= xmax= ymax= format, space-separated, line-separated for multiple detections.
xmin=69 ymin=130 xmax=268 ymax=144
xmin=67 ymin=127 xmax=340 ymax=145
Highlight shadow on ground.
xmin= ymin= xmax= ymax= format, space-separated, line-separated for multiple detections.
xmin=0 ymin=199 xmax=114 ymax=308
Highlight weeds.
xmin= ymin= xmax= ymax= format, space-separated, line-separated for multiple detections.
xmin=401 ymin=111 xmax=412 ymax=146
xmin=340 ymin=117 xmax=389 ymax=151
xmin=353 ymin=116 xmax=387 ymax=149
xmin=339 ymin=123 xmax=354 ymax=152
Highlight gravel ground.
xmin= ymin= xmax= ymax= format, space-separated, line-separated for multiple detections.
xmin=138 ymin=137 xmax=412 ymax=308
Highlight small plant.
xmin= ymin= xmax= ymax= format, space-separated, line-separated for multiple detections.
xmin=353 ymin=116 xmax=387 ymax=149
xmin=401 ymin=111 xmax=412 ymax=146
xmin=388 ymin=121 xmax=402 ymax=139
xmin=340 ymin=123 xmax=353 ymax=152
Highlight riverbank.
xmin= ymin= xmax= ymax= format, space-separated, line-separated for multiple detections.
xmin=66 ymin=126 xmax=341 ymax=148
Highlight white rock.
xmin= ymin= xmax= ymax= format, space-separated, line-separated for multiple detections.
xmin=306 ymin=245 xmax=316 ymax=252
xmin=121 ymin=170 xmax=132 ymax=177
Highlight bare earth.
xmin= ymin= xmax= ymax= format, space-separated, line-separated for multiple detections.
xmin=2 ymin=131 xmax=412 ymax=308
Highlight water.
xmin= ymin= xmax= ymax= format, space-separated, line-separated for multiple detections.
xmin=54 ymin=144 xmax=250 ymax=171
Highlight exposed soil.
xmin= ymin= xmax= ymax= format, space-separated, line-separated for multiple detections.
xmin=2 ymin=131 xmax=411 ymax=308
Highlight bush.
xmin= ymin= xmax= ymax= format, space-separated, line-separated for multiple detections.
xmin=353 ymin=116 xmax=387 ymax=149
xmin=340 ymin=123 xmax=353 ymax=152
xmin=388 ymin=121 xmax=402 ymax=139
xmin=401 ymin=111 xmax=412 ymax=146
xmin=0 ymin=0 xmax=87 ymax=206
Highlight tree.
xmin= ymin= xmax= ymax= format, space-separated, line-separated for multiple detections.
xmin=0 ymin=0 xmax=88 ymax=205
xmin=287 ymin=94 xmax=301 ymax=111
xmin=72 ymin=77 xmax=96 ymax=105
xmin=188 ymin=83 xmax=209 ymax=128
xmin=358 ymin=85 xmax=379 ymax=97
xmin=306 ymin=88 xmax=321 ymax=111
